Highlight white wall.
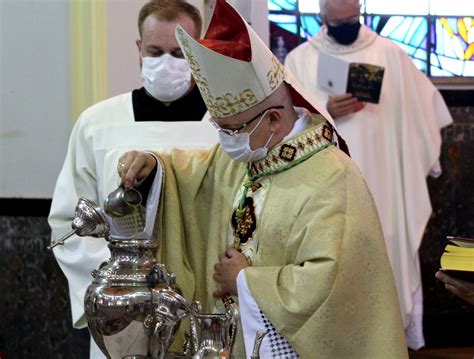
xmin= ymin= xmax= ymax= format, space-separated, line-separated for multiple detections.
xmin=0 ymin=0 xmax=148 ymax=198
xmin=229 ymin=0 xmax=269 ymax=45
xmin=0 ymin=0 xmax=71 ymax=198
xmin=107 ymin=0 xmax=148 ymax=97
xmin=251 ymin=0 xmax=270 ymax=46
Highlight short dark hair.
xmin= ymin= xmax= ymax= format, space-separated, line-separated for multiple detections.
xmin=138 ymin=0 xmax=202 ymax=38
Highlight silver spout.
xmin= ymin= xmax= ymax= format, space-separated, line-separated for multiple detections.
xmin=47 ymin=229 xmax=76 ymax=250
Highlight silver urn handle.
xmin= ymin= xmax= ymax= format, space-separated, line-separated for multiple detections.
xmin=152 ymin=288 xmax=191 ymax=358
xmin=189 ymin=301 xmax=202 ymax=354
xmin=250 ymin=330 xmax=268 ymax=359
xmin=47 ymin=229 xmax=76 ymax=250
xmin=223 ymin=297 xmax=239 ymax=356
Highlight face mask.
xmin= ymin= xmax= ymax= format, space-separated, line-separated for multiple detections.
xmin=141 ymin=53 xmax=192 ymax=102
xmin=327 ymin=21 xmax=361 ymax=45
xmin=218 ymin=111 xmax=275 ymax=163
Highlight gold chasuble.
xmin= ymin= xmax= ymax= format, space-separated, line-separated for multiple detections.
xmin=155 ymin=116 xmax=407 ymax=358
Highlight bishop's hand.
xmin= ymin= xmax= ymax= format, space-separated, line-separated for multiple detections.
xmin=117 ymin=151 xmax=157 ymax=188
xmin=213 ymin=247 xmax=249 ymax=298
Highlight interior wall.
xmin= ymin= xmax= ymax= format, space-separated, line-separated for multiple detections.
xmin=0 ymin=0 xmax=71 ymax=198
xmin=0 ymin=0 xmax=161 ymax=198
xmin=107 ymin=0 xmax=148 ymax=98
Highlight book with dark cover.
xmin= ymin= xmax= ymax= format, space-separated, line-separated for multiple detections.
xmin=441 ymin=269 xmax=474 ymax=282
xmin=447 ymin=235 xmax=474 ymax=248
xmin=346 ymin=63 xmax=385 ymax=104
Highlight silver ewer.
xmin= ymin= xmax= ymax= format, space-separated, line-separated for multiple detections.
xmin=103 ymin=186 xmax=142 ymax=217
xmin=188 ymin=301 xmax=239 ymax=359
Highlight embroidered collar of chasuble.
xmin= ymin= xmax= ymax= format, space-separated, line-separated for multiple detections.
xmin=249 ymin=117 xmax=336 ymax=178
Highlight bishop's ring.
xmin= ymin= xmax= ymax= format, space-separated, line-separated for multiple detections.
xmin=117 ymin=162 xmax=125 ymax=174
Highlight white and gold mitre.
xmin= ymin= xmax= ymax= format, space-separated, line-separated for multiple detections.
xmin=175 ymin=0 xmax=332 ymax=121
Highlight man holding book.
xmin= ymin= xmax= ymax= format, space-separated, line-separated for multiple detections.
xmin=436 ymin=271 xmax=474 ymax=305
xmin=284 ymin=0 xmax=453 ymax=349
xmin=436 ymin=236 xmax=474 ymax=305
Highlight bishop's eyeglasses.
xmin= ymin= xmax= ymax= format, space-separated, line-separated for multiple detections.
xmin=209 ymin=105 xmax=285 ymax=136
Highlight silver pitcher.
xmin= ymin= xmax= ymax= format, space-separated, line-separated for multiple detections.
xmin=188 ymin=301 xmax=239 ymax=359
xmin=103 ymin=186 xmax=142 ymax=217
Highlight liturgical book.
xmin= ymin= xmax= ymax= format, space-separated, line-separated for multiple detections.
xmin=317 ymin=50 xmax=385 ymax=104
xmin=440 ymin=236 xmax=474 ymax=281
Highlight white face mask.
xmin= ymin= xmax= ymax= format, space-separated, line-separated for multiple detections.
xmin=140 ymin=53 xmax=192 ymax=102
xmin=218 ymin=110 xmax=275 ymax=163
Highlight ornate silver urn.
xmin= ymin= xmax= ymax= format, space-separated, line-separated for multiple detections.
xmin=49 ymin=187 xmax=191 ymax=359
xmin=49 ymin=185 xmax=246 ymax=358
xmin=89 ymin=188 xmax=191 ymax=359
xmin=84 ymin=235 xmax=190 ymax=359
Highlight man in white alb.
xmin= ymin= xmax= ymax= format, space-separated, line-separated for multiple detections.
xmin=48 ymin=1 xmax=216 ymax=358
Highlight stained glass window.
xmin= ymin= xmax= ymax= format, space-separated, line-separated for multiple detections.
xmin=268 ymin=0 xmax=297 ymax=12
xmin=365 ymin=0 xmax=429 ymax=16
xmin=432 ymin=17 xmax=474 ymax=76
xmin=430 ymin=0 xmax=474 ymax=16
xmin=298 ymin=0 xmax=319 ymax=13
xmin=268 ymin=0 xmax=474 ymax=77
xmin=268 ymin=14 xmax=298 ymax=34
xmin=365 ymin=15 xmax=429 ymax=73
